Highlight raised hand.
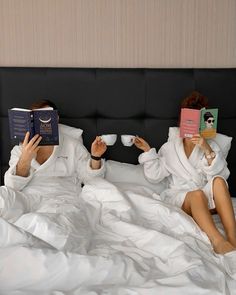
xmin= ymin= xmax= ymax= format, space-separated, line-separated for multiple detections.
xmin=91 ymin=136 xmax=107 ymax=157
xmin=134 ymin=136 xmax=151 ymax=152
xmin=190 ymin=134 xmax=210 ymax=151
xmin=16 ymin=132 xmax=42 ymax=177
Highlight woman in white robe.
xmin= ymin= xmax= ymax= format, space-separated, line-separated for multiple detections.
xmin=0 ymin=99 xmax=107 ymax=223
xmin=134 ymin=91 xmax=236 ymax=255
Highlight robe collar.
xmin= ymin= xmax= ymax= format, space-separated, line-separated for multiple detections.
xmin=31 ymin=145 xmax=59 ymax=171
xmin=174 ymin=138 xmax=203 ymax=184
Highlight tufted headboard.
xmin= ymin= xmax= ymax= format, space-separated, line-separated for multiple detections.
xmin=0 ymin=67 xmax=235 ymax=196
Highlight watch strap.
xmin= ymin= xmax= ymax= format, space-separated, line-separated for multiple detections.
xmin=91 ymin=155 xmax=102 ymax=161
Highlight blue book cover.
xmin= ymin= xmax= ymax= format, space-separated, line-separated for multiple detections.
xmin=8 ymin=108 xmax=59 ymax=145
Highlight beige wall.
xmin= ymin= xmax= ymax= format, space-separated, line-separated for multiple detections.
xmin=0 ymin=0 xmax=235 ymax=68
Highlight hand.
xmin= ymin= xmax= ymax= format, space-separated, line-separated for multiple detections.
xmin=91 ymin=136 xmax=107 ymax=157
xmin=16 ymin=132 xmax=42 ymax=177
xmin=134 ymin=136 xmax=151 ymax=152
xmin=190 ymin=134 xmax=210 ymax=151
xmin=20 ymin=132 xmax=42 ymax=163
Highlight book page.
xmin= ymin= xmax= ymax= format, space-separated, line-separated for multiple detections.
xmin=11 ymin=108 xmax=31 ymax=112
xmin=33 ymin=107 xmax=54 ymax=111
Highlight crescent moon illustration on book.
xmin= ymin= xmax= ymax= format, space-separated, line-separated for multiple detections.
xmin=39 ymin=117 xmax=52 ymax=123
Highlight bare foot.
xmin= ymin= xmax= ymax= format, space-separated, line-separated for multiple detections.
xmin=213 ymin=239 xmax=236 ymax=254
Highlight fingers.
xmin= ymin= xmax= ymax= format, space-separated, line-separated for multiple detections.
xmin=27 ymin=134 xmax=41 ymax=147
xmin=190 ymin=134 xmax=204 ymax=145
xmin=190 ymin=138 xmax=199 ymax=144
xmin=91 ymin=136 xmax=107 ymax=156
xmin=22 ymin=131 xmax=30 ymax=146
xmin=134 ymin=136 xmax=146 ymax=144
xmin=22 ymin=134 xmax=42 ymax=158
xmin=96 ymin=136 xmax=103 ymax=144
xmin=92 ymin=136 xmax=105 ymax=146
xmin=192 ymin=134 xmax=200 ymax=139
xmin=32 ymin=135 xmax=42 ymax=149
xmin=134 ymin=136 xmax=143 ymax=145
xmin=23 ymin=133 xmax=42 ymax=149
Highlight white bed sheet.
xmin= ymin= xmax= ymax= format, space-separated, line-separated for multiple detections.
xmin=0 ymin=178 xmax=236 ymax=294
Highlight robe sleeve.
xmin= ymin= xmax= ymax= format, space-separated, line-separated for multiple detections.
xmin=199 ymin=141 xmax=230 ymax=180
xmin=75 ymin=142 xmax=105 ymax=183
xmin=4 ymin=145 xmax=35 ymax=191
xmin=138 ymin=147 xmax=170 ymax=183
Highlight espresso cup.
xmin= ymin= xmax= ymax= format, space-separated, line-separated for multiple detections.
xmin=101 ymin=134 xmax=117 ymax=146
xmin=121 ymin=134 xmax=135 ymax=147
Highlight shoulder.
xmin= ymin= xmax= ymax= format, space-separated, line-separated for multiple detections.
xmin=159 ymin=140 xmax=174 ymax=152
xmin=59 ymin=132 xmax=89 ymax=154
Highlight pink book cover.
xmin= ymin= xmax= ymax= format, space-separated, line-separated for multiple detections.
xmin=180 ymin=108 xmax=201 ymax=138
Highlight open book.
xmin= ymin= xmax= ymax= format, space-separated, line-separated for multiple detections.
xmin=8 ymin=107 xmax=59 ymax=145
xmin=180 ymin=108 xmax=218 ymax=139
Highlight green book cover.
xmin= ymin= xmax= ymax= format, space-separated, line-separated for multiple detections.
xmin=199 ymin=108 xmax=218 ymax=139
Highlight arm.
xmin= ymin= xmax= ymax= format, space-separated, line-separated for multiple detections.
xmin=90 ymin=136 xmax=107 ymax=170
xmin=16 ymin=132 xmax=42 ymax=177
xmin=134 ymin=137 xmax=170 ymax=183
xmin=75 ymin=138 xmax=106 ymax=183
xmin=4 ymin=132 xmax=42 ymax=190
xmin=191 ymin=134 xmax=230 ymax=179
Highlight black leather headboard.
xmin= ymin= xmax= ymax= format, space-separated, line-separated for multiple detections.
xmin=0 ymin=67 xmax=235 ymax=196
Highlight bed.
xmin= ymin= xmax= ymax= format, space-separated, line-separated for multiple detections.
xmin=0 ymin=67 xmax=236 ymax=294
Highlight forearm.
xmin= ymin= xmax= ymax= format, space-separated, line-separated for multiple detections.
xmin=200 ymin=143 xmax=229 ymax=178
xmin=139 ymin=148 xmax=169 ymax=183
xmin=16 ymin=158 xmax=31 ymax=177
xmin=4 ymin=146 xmax=33 ymax=190
xmin=90 ymin=159 xmax=101 ymax=170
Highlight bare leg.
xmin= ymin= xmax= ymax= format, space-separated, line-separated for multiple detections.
xmin=212 ymin=177 xmax=236 ymax=247
xmin=182 ymin=190 xmax=235 ymax=254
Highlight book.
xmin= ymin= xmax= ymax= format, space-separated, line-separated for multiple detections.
xmin=8 ymin=107 xmax=59 ymax=145
xmin=180 ymin=108 xmax=218 ymax=139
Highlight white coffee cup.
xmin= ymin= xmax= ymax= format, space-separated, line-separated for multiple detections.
xmin=101 ymin=134 xmax=117 ymax=146
xmin=121 ymin=135 xmax=135 ymax=147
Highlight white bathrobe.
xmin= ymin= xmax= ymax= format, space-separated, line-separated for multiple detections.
xmin=138 ymin=137 xmax=230 ymax=209
xmin=1 ymin=129 xmax=105 ymax=222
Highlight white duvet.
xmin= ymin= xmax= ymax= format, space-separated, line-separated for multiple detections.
xmin=0 ymin=177 xmax=236 ymax=295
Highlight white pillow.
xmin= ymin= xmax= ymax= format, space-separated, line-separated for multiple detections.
xmin=59 ymin=123 xmax=83 ymax=143
xmin=105 ymin=160 xmax=167 ymax=194
xmin=168 ymin=127 xmax=232 ymax=158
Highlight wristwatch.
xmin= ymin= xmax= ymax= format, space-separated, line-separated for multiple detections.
xmin=91 ymin=154 xmax=102 ymax=161
xmin=205 ymin=150 xmax=216 ymax=159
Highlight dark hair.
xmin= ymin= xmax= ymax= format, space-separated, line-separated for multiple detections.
xmin=29 ymin=99 xmax=57 ymax=110
xmin=180 ymin=91 xmax=208 ymax=110
xmin=204 ymin=111 xmax=214 ymax=121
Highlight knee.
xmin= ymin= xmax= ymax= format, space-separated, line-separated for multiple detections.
xmin=213 ymin=176 xmax=227 ymax=188
xmin=188 ymin=189 xmax=207 ymax=204
xmin=182 ymin=190 xmax=206 ymax=214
